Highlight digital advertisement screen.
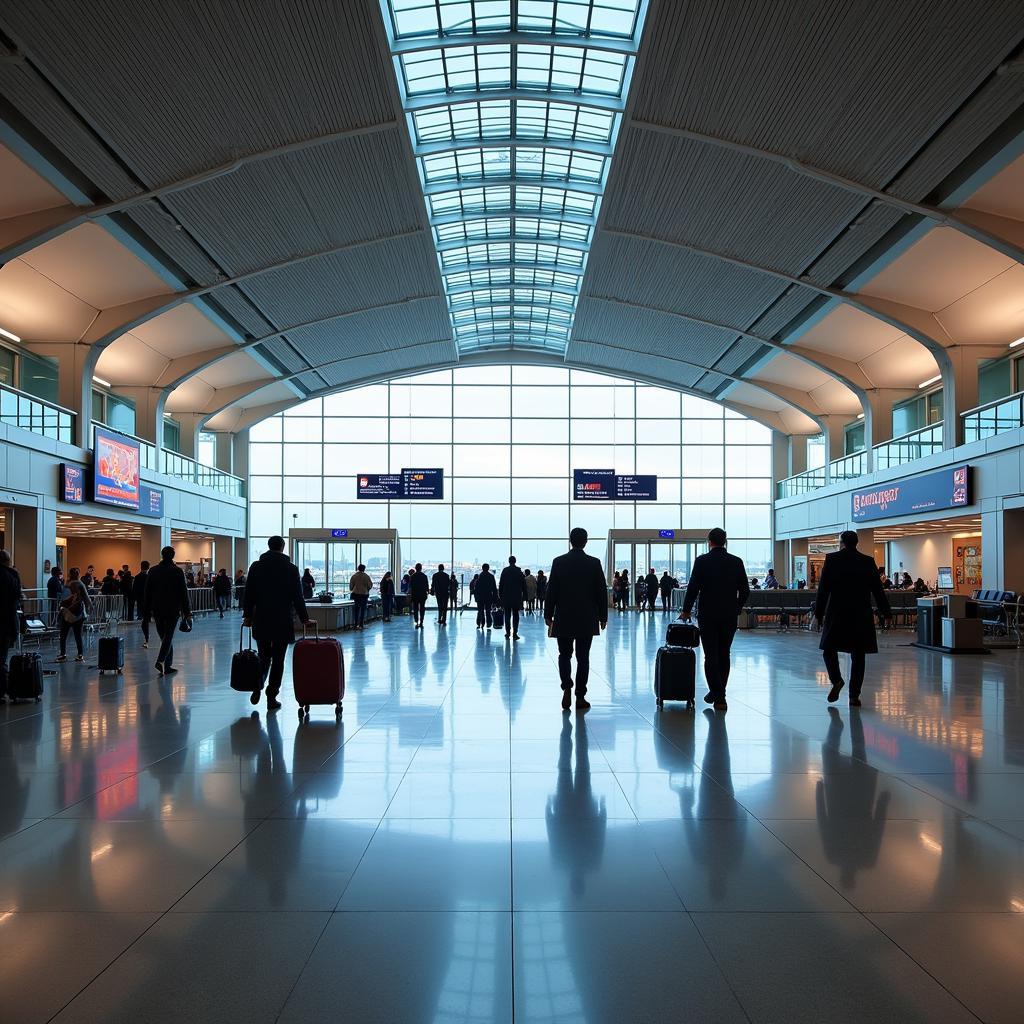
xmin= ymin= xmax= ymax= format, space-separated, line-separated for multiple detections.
xmin=357 ymin=469 xmax=444 ymax=500
xmin=139 ymin=484 xmax=163 ymax=518
xmin=92 ymin=427 xmax=140 ymax=510
xmin=573 ymin=468 xmax=615 ymax=501
xmin=851 ymin=465 xmax=971 ymax=522
xmin=60 ymin=464 xmax=84 ymax=504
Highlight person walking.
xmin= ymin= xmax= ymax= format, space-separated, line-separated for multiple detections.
xmin=379 ymin=571 xmax=395 ymax=622
xmin=100 ymin=569 xmax=119 ymax=596
xmin=233 ymin=568 xmax=246 ymax=608
xmin=118 ymin=565 xmax=135 ymax=620
xmin=634 ymin=574 xmax=645 ymax=611
xmin=814 ymin=530 xmax=892 ymax=707
xmin=55 ymin=566 xmax=91 ymax=663
xmin=659 ymin=571 xmax=674 ymax=612
xmin=430 ymin=564 xmax=451 ymax=626
xmin=448 ymin=573 xmax=460 ymax=615
xmin=409 ymin=563 xmax=429 ymax=628
xmin=301 ymin=568 xmax=316 ymax=600
xmin=141 ymin=546 xmax=192 ymax=676
xmin=475 ymin=563 xmax=497 ymax=629
xmin=644 ymin=568 xmax=659 ymax=613
xmin=243 ymin=536 xmax=312 ymax=710
xmin=82 ymin=565 xmax=95 ymax=591
xmin=213 ymin=568 xmax=232 ymax=618
xmin=499 ymin=555 xmax=525 ymax=640
xmin=46 ymin=566 xmax=63 ymax=626
xmin=620 ymin=568 xmax=630 ymax=610
xmin=545 ymin=528 xmax=607 ymax=711
xmin=679 ymin=528 xmax=750 ymax=711
xmin=536 ymin=569 xmax=548 ymax=608
xmin=349 ymin=563 xmax=373 ymax=630
xmin=523 ymin=569 xmax=538 ymax=613
xmin=133 ymin=561 xmax=151 ymax=647
xmin=0 ymin=551 xmax=22 ymax=693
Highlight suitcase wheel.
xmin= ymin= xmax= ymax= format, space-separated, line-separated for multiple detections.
xmin=334 ymin=702 xmax=343 ymax=716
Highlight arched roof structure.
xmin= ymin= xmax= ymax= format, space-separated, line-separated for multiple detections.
xmin=1 ymin=0 xmax=1023 ymax=459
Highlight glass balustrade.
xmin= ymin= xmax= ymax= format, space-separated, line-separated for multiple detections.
xmin=962 ymin=392 xmax=1024 ymax=443
xmin=0 ymin=381 xmax=75 ymax=443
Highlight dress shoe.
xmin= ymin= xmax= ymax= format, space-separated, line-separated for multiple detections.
xmin=849 ymin=696 xmax=862 ymax=707
xmin=267 ymin=698 xmax=282 ymax=711
xmin=713 ymin=700 xmax=728 ymax=711
xmin=703 ymin=692 xmax=715 ymax=704
xmin=250 ymin=688 xmax=262 ymax=706
xmin=561 ymin=690 xmax=571 ymax=710
xmin=827 ymin=681 xmax=845 ymax=703
xmin=576 ymin=697 xmax=592 ymax=711
xmin=513 ymin=633 xmax=520 ymax=640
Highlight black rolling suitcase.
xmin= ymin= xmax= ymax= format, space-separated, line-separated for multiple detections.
xmin=98 ymin=635 xmax=124 ymax=674
xmin=654 ymin=645 xmax=696 ymax=709
xmin=8 ymin=648 xmax=43 ymax=703
xmin=230 ymin=626 xmax=262 ymax=693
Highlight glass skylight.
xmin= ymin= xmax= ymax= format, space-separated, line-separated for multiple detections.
xmin=381 ymin=0 xmax=647 ymax=355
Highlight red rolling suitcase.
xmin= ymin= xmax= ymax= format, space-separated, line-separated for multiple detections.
xmin=292 ymin=623 xmax=344 ymax=720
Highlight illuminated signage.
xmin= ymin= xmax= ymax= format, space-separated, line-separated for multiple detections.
xmin=574 ymin=469 xmax=658 ymax=501
xmin=60 ymin=464 xmax=84 ymax=504
xmin=357 ymin=469 xmax=444 ymax=500
xmin=851 ymin=465 xmax=970 ymax=522
xmin=139 ymin=484 xmax=163 ymax=518
xmin=93 ymin=427 xmax=140 ymax=510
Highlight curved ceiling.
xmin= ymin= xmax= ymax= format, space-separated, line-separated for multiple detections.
xmin=1 ymin=0 xmax=1023 ymax=442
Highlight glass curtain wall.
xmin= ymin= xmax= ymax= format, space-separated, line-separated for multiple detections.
xmin=248 ymin=365 xmax=773 ymax=576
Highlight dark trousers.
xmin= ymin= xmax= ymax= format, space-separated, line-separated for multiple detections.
xmin=823 ymin=648 xmax=866 ymax=696
xmin=557 ymin=634 xmax=594 ymax=696
xmin=123 ymin=595 xmax=135 ymax=621
xmin=353 ymin=593 xmax=368 ymax=628
xmin=476 ymin=601 xmax=492 ymax=627
xmin=216 ymin=594 xmax=229 ymax=615
xmin=411 ymin=598 xmax=426 ymax=625
xmin=661 ymin=593 xmax=671 ymax=611
xmin=382 ymin=595 xmax=394 ymax=620
xmin=59 ymin=618 xmax=84 ymax=656
xmin=436 ymin=595 xmax=447 ymax=625
xmin=0 ymin=636 xmax=10 ymax=695
xmin=503 ymin=605 xmax=520 ymax=635
xmin=449 ymin=592 xmax=458 ymax=612
xmin=697 ymin=617 xmax=737 ymax=700
xmin=154 ymin=615 xmax=178 ymax=668
xmin=257 ymin=637 xmax=288 ymax=697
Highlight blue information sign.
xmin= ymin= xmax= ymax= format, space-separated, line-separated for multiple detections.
xmin=658 ymin=529 xmax=675 ymax=539
xmin=330 ymin=529 xmax=349 ymax=538
xmin=60 ymin=464 xmax=84 ymax=504
xmin=851 ymin=465 xmax=970 ymax=522
xmin=357 ymin=469 xmax=444 ymax=500
xmin=139 ymin=484 xmax=163 ymax=518
xmin=573 ymin=468 xmax=615 ymax=501
xmin=616 ymin=474 xmax=658 ymax=501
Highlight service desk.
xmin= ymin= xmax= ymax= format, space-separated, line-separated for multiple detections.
xmin=305 ymin=597 xmax=382 ymax=632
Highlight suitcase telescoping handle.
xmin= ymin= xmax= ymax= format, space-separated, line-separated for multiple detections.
xmin=302 ymin=621 xmax=320 ymax=642
xmin=239 ymin=623 xmax=253 ymax=652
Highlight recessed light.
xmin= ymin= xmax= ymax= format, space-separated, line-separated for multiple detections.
xmin=918 ymin=375 xmax=942 ymax=389
xmin=0 ymin=326 xmax=20 ymax=344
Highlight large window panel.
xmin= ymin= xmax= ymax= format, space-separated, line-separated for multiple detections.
xmin=249 ymin=418 xmax=282 ymax=442
xmin=637 ymin=387 xmax=679 ymax=417
xmin=454 ymin=445 xmax=511 ymax=475
xmin=725 ymin=504 xmax=771 ymax=538
xmin=283 ymin=444 xmax=323 ymax=475
xmin=727 ymin=446 xmax=772 ymax=476
xmin=511 ymin=539 xmax=568 ymax=570
xmin=452 ymin=477 xmax=512 ymax=503
xmin=248 ymin=476 xmax=282 ymax=502
xmin=682 ymin=504 xmax=725 ymax=529
xmin=512 ymin=504 xmax=569 ymax=536
xmin=454 ymin=505 xmax=510 ymax=538
xmin=249 ymin=443 xmax=283 ymax=474
xmin=283 ymin=477 xmax=322 ymax=502
xmin=686 ymin=445 xmax=726 ymax=476
xmin=514 ymin=419 xmax=569 ymax=444
xmin=461 ymin=419 xmax=512 ymax=444
xmin=249 ymin=503 xmax=283 ymax=537
xmin=388 ymin=445 xmax=453 ymax=474
xmin=282 ymin=502 xmax=323 ymax=529
xmin=512 ymin=478 xmax=569 ymax=503
xmin=569 ymin=386 xmax=613 ymax=417
xmin=453 ymin=385 xmax=511 ymax=418
xmin=392 ymin=504 xmax=453 ymax=537
xmin=512 ymin=385 xmax=569 ymax=417
xmin=637 ymin=420 xmax=681 ymax=444
xmin=635 ymin=446 xmax=680 ymax=475
xmin=325 ymin=443 xmax=388 ymax=470
xmin=511 ymin=444 xmax=569 ymax=477
xmin=283 ymin=418 xmax=322 ymax=443
xmin=684 ymin=478 xmax=724 ymax=503
xmin=682 ymin=419 xmax=725 ymax=444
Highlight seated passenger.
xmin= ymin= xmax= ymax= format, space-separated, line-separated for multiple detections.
xmin=763 ymin=568 xmax=780 ymax=589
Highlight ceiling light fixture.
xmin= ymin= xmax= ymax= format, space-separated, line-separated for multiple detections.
xmin=918 ymin=375 xmax=942 ymax=389
xmin=1010 ymin=337 xmax=1024 ymax=349
xmin=92 ymin=376 xmax=111 ymax=388
xmin=0 ymin=326 xmax=20 ymax=344
xmin=856 ymin=413 xmax=864 ymax=420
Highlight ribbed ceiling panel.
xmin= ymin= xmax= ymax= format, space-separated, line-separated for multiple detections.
xmin=602 ymin=132 xmax=866 ymax=274
xmin=314 ymin=341 xmax=455 ymax=388
xmin=570 ymin=340 xmax=703 ymax=389
xmin=1 ymin=0 xmax=396 ymax=183
xmin=162 ymin=133 xmax=422 ymax=276
xmin=713 ymin=338 xmax=770 ymax=377
xmin=629 ymin=0 xmax=1024 ymax=187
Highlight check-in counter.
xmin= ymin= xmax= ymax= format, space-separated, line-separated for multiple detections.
xmin=304 ymin=597 xmax=382 ymax=632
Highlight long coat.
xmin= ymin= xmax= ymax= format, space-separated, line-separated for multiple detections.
xmin=475 ymin=571 xmax=497 ymax=605
xmin=814 ymin=547 xmax=891 ymax=654
xmin=499 ymin=565 xmax=525 ymax=609
xmin=544 ymin=548 xmax=607 ymax=639
xmin=243 ymin=551 xmax=309 ymax=644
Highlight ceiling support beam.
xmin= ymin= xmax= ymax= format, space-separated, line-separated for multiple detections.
xmin=0 ymin=121 xmax=399 ymax=266
xmin=629 ymin=119 xmax=1024 ymax=266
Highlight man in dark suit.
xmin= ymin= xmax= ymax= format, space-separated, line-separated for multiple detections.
xmin=430 ymin=564 xmax=451 ymax=626
xmin=680 ymin=527 xmax=750 ymax=711
xmin=475 ymin=563 xmax=497 ymax=629
xmin=814 ymin=530 xmax=892 ymax=707
xmin=141 ymin=546 xmax=192 ymax=677
xmin=499 ymin=555 xmax=525 ymax=641
xmin=408 ymin=562 xmax=429 ymax=629
xmin=545 ymin=528 xmax=608 ymax=711
xmin=243 ymin=536 xmax=312 ymax=711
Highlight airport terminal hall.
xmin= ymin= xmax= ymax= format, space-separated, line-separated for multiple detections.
xmin=3 ymin=1 xmax=1024 ymax=1022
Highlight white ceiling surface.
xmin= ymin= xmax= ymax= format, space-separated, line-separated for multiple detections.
xmin=0 ymin=1 xmax=1022 ymax=434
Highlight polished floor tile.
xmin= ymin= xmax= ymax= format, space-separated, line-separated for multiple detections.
xmin=2 ymin=609 xmax=1023 ymax=1021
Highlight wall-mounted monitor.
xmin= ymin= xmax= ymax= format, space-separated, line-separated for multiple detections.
xmin=92 ymin=427 xmax=140 ymax=510
xmin=60 ymin=463 xmax=84 ymax=504
xmin=139 ymin=484 xmax=163 ymax=518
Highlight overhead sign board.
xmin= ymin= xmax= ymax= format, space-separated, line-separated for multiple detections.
xmin=330 ymin=529 xmax=349 ymax=538
xmin=574 ymin=469 xmax=658 ymax=501
xmin=658 ymin=529 xmax=675 ymax=539
xmin=573 ymin=468 xmax=615 ymax=501
xmin=357 ymin=469 xmax=444 ymax=500
xmin=851 ymin=465 xmax=971 ymax=522
xmin=139 ymin=484 xmax=163 ymax=518
xmin=60 ymin=464 xmax=84 ymax=504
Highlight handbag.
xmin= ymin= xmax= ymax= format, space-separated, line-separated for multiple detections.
xmin=179 ymin=617 xmax=193 ymax=633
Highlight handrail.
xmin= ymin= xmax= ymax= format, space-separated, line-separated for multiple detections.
xmin=161 ymin=448 xmax=245 ymax=497
xmin=0 ymin=380 xmax=75 ymax=444
xmin=92 ymin=422 xmax=158 ymax=470
xmin=872 ymin=421 xmax=945 ymax=449
xmin=871 ymin=421 xmax=943 ymax=471
xmin=960 ymin=389 xmax=1024 ymax=419
xmin=962 ymin=390 xmax=1024 ymax=444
